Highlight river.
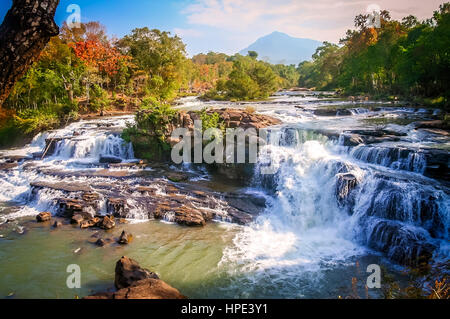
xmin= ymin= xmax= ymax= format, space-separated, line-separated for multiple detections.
xmin=0 ymin=91 xmax=448 ymax=298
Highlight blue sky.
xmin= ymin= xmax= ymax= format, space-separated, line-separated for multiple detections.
xmin=0 ymin=0 xmax=444 ymax=56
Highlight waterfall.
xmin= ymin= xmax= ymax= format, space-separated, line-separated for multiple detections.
xmin=224 ymin=126 xmax=449 ymax=272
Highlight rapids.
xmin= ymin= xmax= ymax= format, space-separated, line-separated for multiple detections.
xmin=0 ymin=91 xmax=448 ymax=298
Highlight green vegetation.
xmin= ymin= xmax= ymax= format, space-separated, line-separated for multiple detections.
xmin=1 ymin=2 xmax=448 ymax=149
xmin=298 ymin=3 xmax=450 ymax=110
xmin=204 ymin=54 xmax=280 ymax=101
xmin=122 ymin=99 xmax=177 ymax=161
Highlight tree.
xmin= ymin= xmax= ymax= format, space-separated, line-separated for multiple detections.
xmin=248 ymin=51 xmax=258 ymax=59
xmin=0 ymin=0 xmax=60 ymax=107
xmin=116 ymin=27 xmax=187 ymax=99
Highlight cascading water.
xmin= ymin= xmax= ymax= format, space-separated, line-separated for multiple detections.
xmin=220 ymin=124 xmax=449 ymax=296
xmin=0 ymin=93 xmax=448 ymax=299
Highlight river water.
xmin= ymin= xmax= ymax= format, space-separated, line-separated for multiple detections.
xmin=0 ymin=91 xmax=448 ymax=298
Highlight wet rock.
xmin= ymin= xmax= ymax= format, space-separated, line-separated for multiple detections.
xmin=36 ymin=212 xmax=52 ymax=222
xmin=224 ymin=193 xmax=266 ymax=216
xmin=174 ymin=208 xmax=206 ymax=227
xmin=95 ymin=238 xmax=113 ymax=247
xmin=32 ymin=182 xmax=92 ymax=193
xmin=366 ymin=220 xmax=436 ymax=267
xmin=98 ymin=216 xmax=116 ymax=230
xmin=340 ymin=134 xmax=364 ymax=147
xmin=80 ymin=217 xmax=100 ymax=229
xmin=85 ymin=257 xmax=186 ymax=299
xmin=415 ymin=120 xmax=449 ymax=131
xmin=166 ymin=172 xmax=189 ymax=183
xmin=71 ymin=214 xmax=84 ymax=225
xmin=99 ymin=156 xmax=123 ymax=164
xmin=52 ymin=221 xmax=62 ymax=228
xmin=314 ymin=109 xmax=352 ymax=117
xmin=336 ymin=173 xmax=358 ymax=204
xmin=0 ymin=162 xmax=18 ymax=170
xmin=114 ymin=256 xmax=159 ymax=289
xmin=43 ymin=138 xmax=65 ymax=157
xmin=313 ymin=109 xmax=338 ymax=116
xmin=118 ymin=230 xmax=133 ymax=244
xmin=107 ymin=198 xmax=128 ymax=218
xmin=423 ymin=149 xmax=449 ymax=181
xmin=57 ymin=199 xmax=85 ymax=218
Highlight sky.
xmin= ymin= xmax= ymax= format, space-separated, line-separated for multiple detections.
xmin=0 ymin=0 xmax=446 ymax=56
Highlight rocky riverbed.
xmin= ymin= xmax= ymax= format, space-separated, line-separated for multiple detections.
xmin=0 ymin=90 xmax=448 ymax=298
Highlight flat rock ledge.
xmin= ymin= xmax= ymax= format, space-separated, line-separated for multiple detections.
xmin=84 ymin=256 xmax=186 ymax=299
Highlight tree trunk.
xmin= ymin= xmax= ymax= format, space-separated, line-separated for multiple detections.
xmin=0 ymin=0 xmax=60 ymax=107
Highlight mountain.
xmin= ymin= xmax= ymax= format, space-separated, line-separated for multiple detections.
xmin=239 ymin=31 xmax=322 ymax=65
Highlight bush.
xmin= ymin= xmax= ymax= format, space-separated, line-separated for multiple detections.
xmin=122 ymin=100 xmax=177 ymax=161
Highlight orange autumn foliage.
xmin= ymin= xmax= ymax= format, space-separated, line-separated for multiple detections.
xmin=70 ymin=40 xmax=131 ymax=76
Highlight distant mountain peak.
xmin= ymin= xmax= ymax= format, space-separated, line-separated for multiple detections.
xmin=239 ymin=32 xmax=322 ymax=65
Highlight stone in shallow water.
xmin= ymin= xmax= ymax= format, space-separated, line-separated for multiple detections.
xmin=98 ymin=216 xmax=116 ymax=230
xmin=36 ymin=212 xmax=51 ymax=222
xmin=99 ymin=156 xmax=123 ymax=164
xmin=52 ymin=221 xmax=62 ymax=228
xmin=84 ymin=257 xmax=186 ymax=299
xmin=114 ymin=256 xmax=158 ymax=289
xmin=118 ymin=230 xmax=133 ymax=245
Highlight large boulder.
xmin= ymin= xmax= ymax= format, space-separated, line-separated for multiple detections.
xmin=85 ymin=278 xmax=187 ymax=299
xmin=85 ymin=257 xmax=186 ymax=299
xmin=114 ymin=256 xmax=160 ymax=290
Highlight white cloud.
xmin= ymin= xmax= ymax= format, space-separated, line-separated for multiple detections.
xmin=173 ymin=28 xmax=204 ymax=38
xmin=182 ymin=0 xmax=445 ymax=47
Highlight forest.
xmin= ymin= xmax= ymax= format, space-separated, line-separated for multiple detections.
xmin=0 ymin=3 xmax=448 ymax=147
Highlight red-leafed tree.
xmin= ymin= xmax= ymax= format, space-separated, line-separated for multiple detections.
xmin=70 ymin=40 xmax=131 ymax=77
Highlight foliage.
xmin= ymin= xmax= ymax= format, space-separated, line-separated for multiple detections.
xmin=116 ymin=27 xmax=187 ymax=100
xmin=205 ymin=55 xmax=280 ymax=100
xmin=196 ymin=108 xmax=225 ymax=133
xmin=122 ymin=100 xmax=177 ymax=161
xmin=297 ymin=3 xmax=450 ymax=109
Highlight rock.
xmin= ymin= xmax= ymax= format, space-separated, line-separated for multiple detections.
xmin=314 ymin=108 xmax=352 ymax=117
xmin=166 ymin=172 xmax=189 ymax=183
xmin=43 ymin=138 xmax=65 ymax=157
xmin=107 ymin=198 xmax=128 ymax=218
xmin=114 ymin=256 xmax=159 ymax=289
xmin=80 ymin=218 xmax=99 ymax=229
xmin=415 ymin=120 xmax=449 ymax=131
xmin=52 ymin=221 xmax=63 ymax=228
xmin=85 ymin=257 xmax=186 ymax=299
xmin=340 ymin=134 xmax=364 ymax=147
xmin=36 ymin=212 xmax=52 ymax=222
xmin=0 ymin=162 xmax=18 ymax=170
xmin=95 ymin=238 xmax=113 ymax=247
xmin=70 ymin=214 xmax=84 ymax=225
xmin=336 ymin=173 xmax=358 ymax=204
xmin=57 ymin=199 xmax=85 ymax=217
xmin=99 ymin=156 xmax=123 ymax=164
xmin=32 ymin=182 xmax=92 ymax=193
xmin=174 ymin=208 xmax=206 ymax=227
xmin=98 ymin=216 xmax=116 ymax=230
xmin=366 ymin=220 xmax=436 ymax=267
xmin=118 ymin=230 xmax=133 ymax=244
